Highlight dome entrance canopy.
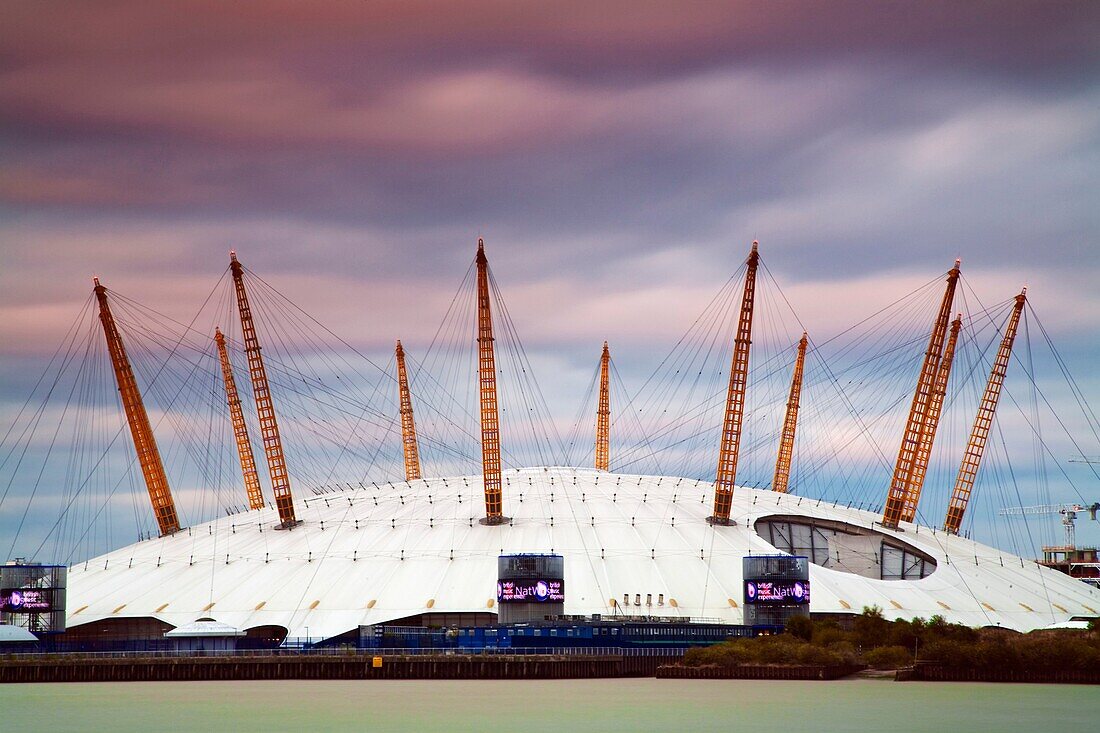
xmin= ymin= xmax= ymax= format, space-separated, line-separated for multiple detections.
xmin=754 ymin=515 xmax=937 ymax=581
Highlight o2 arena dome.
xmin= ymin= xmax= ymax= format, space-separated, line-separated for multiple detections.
xmin=65 ymin=467 xmax=1098 ymax=640
xmin=7 ymin=240 xmax=1098 ymax=646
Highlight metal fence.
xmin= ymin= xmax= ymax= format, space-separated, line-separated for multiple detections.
xmin=1 ymin=645 xmax=687 ymax=661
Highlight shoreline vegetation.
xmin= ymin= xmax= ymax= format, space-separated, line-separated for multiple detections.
xmin=674 ymin=607 xmax=1100 ymax=681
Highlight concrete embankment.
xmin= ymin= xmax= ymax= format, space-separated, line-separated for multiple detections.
xmin=897 ymin=663 xmax=1100 ymax=685
xmin=656 ymin=663 xmax=865 ymax=680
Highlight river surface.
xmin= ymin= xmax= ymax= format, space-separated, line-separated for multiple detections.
xmin=3 ymin=678 xmax=1096 ymax=732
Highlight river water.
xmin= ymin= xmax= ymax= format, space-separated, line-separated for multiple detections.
xmin=3 ymin=678 xmax=1096 ymax=732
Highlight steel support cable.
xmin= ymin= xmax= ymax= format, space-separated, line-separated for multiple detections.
xmin=117 ymin=305 xmax=243 ymax=511
xmin=615 ymin=272 xmax=744 ymax=467
xmin=402 ymin=351 xmax=481 ymax=464
xmin=609 ymin=357 xmax=666 ymax=476
xmin=411 ymin=265 xmax=510 ymax=472
xmin=633 ymin=274 xmax=741 ymax=445
xmin=492 ymin=288 xmax=555 ymax=473
xmin=1023 ymin=312 xmax=1052 ymax=509
xmin=0 ymin=292 xmax=93 ymax=476
xmin=1029 ymin=307 xmax=1100 ymax=446
xmin=116 ymin=270 xmax=411 ymax=488
xmin=243 ymin=282 xmax=367 ymax=489
xmin=416 ymin=277 xmax=481 ymax=472
xmin=32 ymin=277 xmax=227 ymax=557
xmin=562 ymin=356 xmax=602 ymax=466
xmin=625 ymin=272 xmax=744 ymax=478
xmin=242 ymin=274 xmax=396 ymax=431
xmin=5 ymin=320 xmax=99 ymax=557
xmin=758 ymin=265 xmax=942 ymax=487
xmin=411 ymin=265 xmax=529 ymax=473
xmin=0 ymin=299 xmax=94 ymax=510
xmin=243 ymin=282 xmax=399 ymax=488
xmin=487 ymin=267 xmax=568 ymax=466
xmin=1010 ymin=307 xmax=1100 ymax=487
xmin=960 ymin=282 xmax=1095 ymax=504
xmin=241 ymin=272 xmax=424 ymax=490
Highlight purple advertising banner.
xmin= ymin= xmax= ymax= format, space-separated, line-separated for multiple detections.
xmin=496 ymin=579 xmax=564 ymax=603
xmin=744 ymin=580 xmax=810 ymax=605
xmin=0 ymin=588 xmax=54 ymax=613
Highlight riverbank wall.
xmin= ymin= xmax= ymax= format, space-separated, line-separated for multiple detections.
xmin=0 ymin=651 xmax=671 ymax=683
xmin=656 ymin=663 xmax=865 ymax=680
xmin=897 ymin=663 xmax=1100 ymax=685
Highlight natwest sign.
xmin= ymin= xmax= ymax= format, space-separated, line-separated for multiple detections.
xmin=496 ymin=579 xmax=564 ymax=603
xmin=744 ymin=580 xmax=810 ymax=605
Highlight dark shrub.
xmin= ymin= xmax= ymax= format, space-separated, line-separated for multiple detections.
xmin=786 ymin=614 xmax=814 ymax=642
xmin=863 ymin=645 xmax=912 ymax=669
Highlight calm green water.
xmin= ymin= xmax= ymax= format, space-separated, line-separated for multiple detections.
xmin=2 ymin=678 xmax=1096 ymax=732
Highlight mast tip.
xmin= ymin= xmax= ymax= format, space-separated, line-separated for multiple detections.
xmin=92 ymin=276 xmax=101 ymax=287
xmin=229 ymin=250 xmax=238 ymax=262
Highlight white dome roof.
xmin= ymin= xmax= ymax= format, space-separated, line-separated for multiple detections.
xmin=0 ymin=624 xmax=38 ymax=642
xmin=65 ymin=467 xmax=1100 ymax=639
xmin=164 ymin=619 xmax=245 ymax=637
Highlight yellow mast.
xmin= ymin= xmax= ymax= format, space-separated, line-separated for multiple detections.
xmin=710 ymin=242 xmax=760 ymax=525
xmin=943 ymin=290 xmax=1026 ymax=534
xmin=882 ymin=260 xmax=961 ymax=529
xmin=395 ymin=340 xmax=422 ymax=482
xmin=93 ymin=278 xmax=180 ymax=536
xmin=899 ymin=314 xmax=962 ymax=522
xmin=476 ymin=239 xmax=506 ymax=524
xmin=229 ymin=252 xmax=300 ymax=529
xmin=595 ymin=341 xmax=611 ymax=471
xmin=772 ymin=332 xmax=808 ymax=494
xmin=215 ymin=327 xmax=265 ymax=510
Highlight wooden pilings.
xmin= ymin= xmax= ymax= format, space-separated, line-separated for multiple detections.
xmin=0 ymin=652 xmax=670 ymax=683
xmin=656 ymin=663 xmax=866 ymax=680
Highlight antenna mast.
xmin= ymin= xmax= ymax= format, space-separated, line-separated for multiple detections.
xmin=944 ymin=289 xmax=1026 ymax=534
xmin=395 ymin=340 xmax=422 ymax=482
xmin=476 ymin=239 xmax=506 ymax=524
xmin=93 ymin=278 xmax=181 ymax=536
xmin=229 ymin=252 xmax=300 ymax=529
xmin=900 ymin=313 xmax=962 ymax=522
xmin=709 ymin=241 xmax=760 ymax=525
xmin=772 ymin=332 xmax=807 ymax=494
xmin=882 ymin=260 xmax=960 ymax=529
xmin=215 ymin=327 xmax=265 ymax=510
xmin=595 ymin=342 xmax=611 ymax=471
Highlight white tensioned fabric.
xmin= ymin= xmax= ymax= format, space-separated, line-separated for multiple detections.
xmin=66 ymin=467 xmax=1100 ymax=638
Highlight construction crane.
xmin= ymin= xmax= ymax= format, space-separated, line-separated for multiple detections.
xmin=900 ymin=314 xmax=962 ymax=522
xmin=772 ymin=332 xmax=807 ymax=494
xmin=395 ymin=340 xmax=422 ymax=482
xmin=595 ymin=342 xmax=611 ymax=472
xmin=710 ymin=242 xmax=759 ymax=526
xmin=882 ymin=260 xmax=960 ymax=529
xmin=998 ymin=503 xmax=1100 ymax=548
xmin=93 ymin=277 xmax=181 ymax=536
xmin=215 ymin=327 xmax=265 ymax=510
xmin=943 ymin=289 xmax=1026 ymax=534
xmin=476 ymin=239 xmax=506 ymax=525
xmin=230 ymin=252 xmax=300 ymax=530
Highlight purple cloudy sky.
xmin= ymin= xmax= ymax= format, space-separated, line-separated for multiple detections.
xmin=2 ymin=2 xmax=1099 ymax=552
